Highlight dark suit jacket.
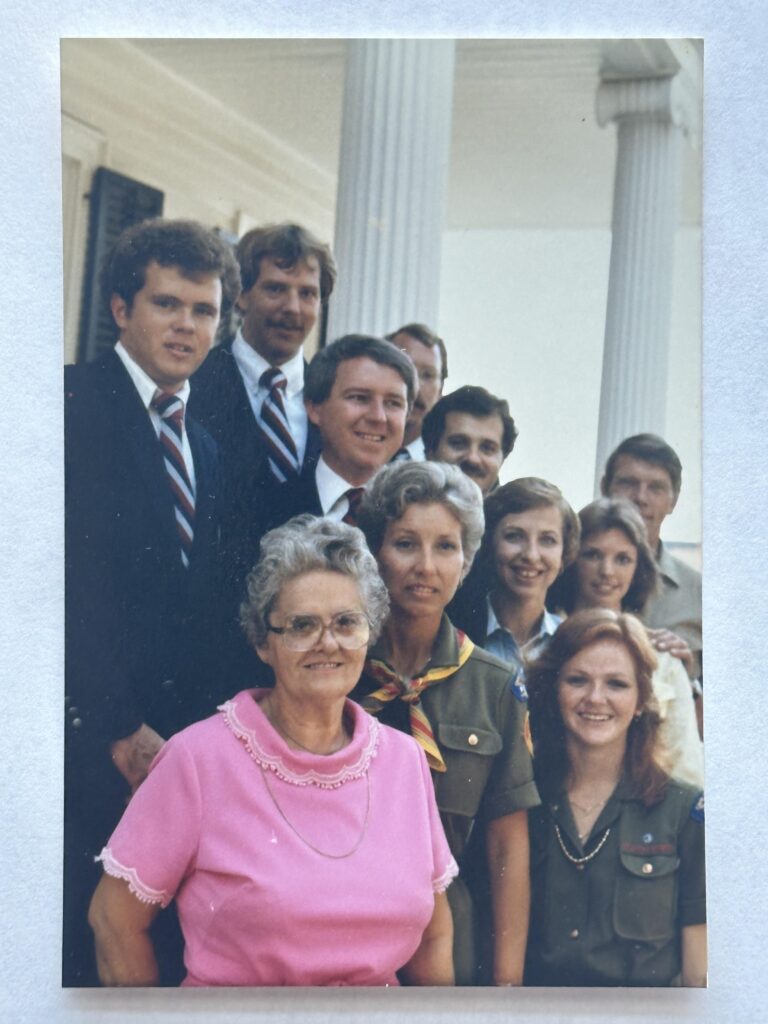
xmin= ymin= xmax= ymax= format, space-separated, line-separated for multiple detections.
xmin=65 ymin=352 xmax=244 ymax=829
xmin=189 ymin=342 xmax=322 ymax=595
xmin=265 ymin=463 xmax=324 ymax=531
xmin=189 ymin=341 xmax=321 ymax=486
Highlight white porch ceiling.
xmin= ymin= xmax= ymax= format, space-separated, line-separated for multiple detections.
xmin=129 ymin=37 xmax=702 ymax=231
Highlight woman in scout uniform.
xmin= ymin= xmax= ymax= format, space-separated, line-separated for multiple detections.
xmin=524 ymin=608 xmax=706 ymax=987
xmin=353 ymin=461 xmax=539 ymax=986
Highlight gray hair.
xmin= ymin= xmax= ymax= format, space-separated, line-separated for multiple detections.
xmin=357 ymin=461 xmax=485 ymax=574
xmin=240 ymin=515 xmax=390 ymax=648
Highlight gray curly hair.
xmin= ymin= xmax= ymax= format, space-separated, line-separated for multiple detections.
xmin=240 ymin=515 xmax=390 ymax=649
xmin=357 ymin=461 xmax=485 ymax=575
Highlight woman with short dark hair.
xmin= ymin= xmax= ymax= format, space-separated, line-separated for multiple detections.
xmin=450 ymin=477 xmax=580 ymax=678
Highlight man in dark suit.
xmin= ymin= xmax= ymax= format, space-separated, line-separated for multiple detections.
xmin=64 ymin=218 xmax=241 ymax=985
xmin=189 ymin=222 xmax=335 ymax=481
xmin=268 ymin=335 xmax=416 ymax=528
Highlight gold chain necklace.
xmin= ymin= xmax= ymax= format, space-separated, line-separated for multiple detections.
xmin=554 ymin=823 xmax=611 ymax=866
xmin=261 ymin=768 xmax=371 ymax=859
xmin=264 ymin=701 xmax=349 ymax=756
xmin=568 ymin=795 xmax=608 ymax=815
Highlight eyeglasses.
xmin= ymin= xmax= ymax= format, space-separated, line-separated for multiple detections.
xmin=266 ymin=611 xmax=371 ymax=651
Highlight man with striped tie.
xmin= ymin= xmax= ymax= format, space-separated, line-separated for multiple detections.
xmin=266 ymin=335 xmax=417 ymax=530
xmin=64 ymin=219 xmax=241 ymax=985
xmin=189 ymin=223 xmax=336 ymax=550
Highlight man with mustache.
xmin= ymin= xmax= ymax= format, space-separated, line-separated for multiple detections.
xmin=422 ymin=385 xmax=518 ymax=496
xmin=190 ymin=223 xmax=336 ymax=603
xmin=190 ymin=222 xmax=336 ymax=492
xmin=385 ymin=322 xmax=448 ymax=460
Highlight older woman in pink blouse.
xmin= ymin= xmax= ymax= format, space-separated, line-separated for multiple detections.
xmin=88 ymin=516 xmax=456 ymax=987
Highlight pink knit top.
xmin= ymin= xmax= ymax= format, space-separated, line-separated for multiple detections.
xmin=98 ymin=689 xmax=457 ymax=986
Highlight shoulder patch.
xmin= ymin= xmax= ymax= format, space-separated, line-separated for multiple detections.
xmin=690 ymin=792 xmax=705 ymax=823
xmin=510 ymin=674 xmax=528 ymax=703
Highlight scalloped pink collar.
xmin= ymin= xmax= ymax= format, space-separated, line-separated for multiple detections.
xmin=218 ymin=689 xmax=380 ymax=790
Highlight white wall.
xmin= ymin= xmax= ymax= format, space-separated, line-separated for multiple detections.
xmin=60 ymin=39 xmax=335 ymax=361
xmin=438 ymin=225 xmax=701 ymax=551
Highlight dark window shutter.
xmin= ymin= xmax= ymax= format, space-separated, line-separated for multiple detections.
xmin=77 ymin=167 xmax=164 ymax=363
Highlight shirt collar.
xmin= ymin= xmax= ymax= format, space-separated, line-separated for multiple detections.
xmin=655 ymin=540 xmax=682 ymax=588
xmin=232 ymin=329 xmax=305 ymax=398
xmin=366 ymin=614 xmax=460 ymax=675
xmin=485 ymin=595 xmax=560 ymax=649
xmin=405 ymin=436 xmax=426 ymax=460
xmin=315 ymin=456 xmax=357 ymax=515
xmin=114 ymin=341 xmax=190 ymax=411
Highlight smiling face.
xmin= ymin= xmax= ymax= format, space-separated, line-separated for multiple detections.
xmin=392 ymin=332 xmax=443 ymax=444
xmin=557 ymin=638 xmax=640 ymax=757
xmin=256 ymin=570 xmax=367 ymax=706
xmin=603 ymin=455 xmax=677 ymax=550
xmin=432 ymin=411 xmax=505 ymax=495
xmin=376 ymin=502 xmax=465 ymax=621
xmin=575 ymin=528 xmax=638 ymax=613
xmin=111 ymin=261 xmax=222 ymax=392
xmin=491 ymin=504 xmax=565 ymax=608
xmin=237 ymin=256 xmax=321 ymax=366
xmin=306 ymin=356 xmax=409 ymax=486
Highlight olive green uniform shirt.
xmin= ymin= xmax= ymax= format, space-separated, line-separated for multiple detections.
xmin=526 ymin=777 xmax=706 ymax=987
xmin=352 ymin=615 xmax=540 ymax=983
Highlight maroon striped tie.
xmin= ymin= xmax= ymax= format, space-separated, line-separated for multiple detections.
xmin=151 ymin=391 xmax=195 ymax=568
xmin=257 ymin=368 xmax=300 ymax=482
xmin=342 ymin=487 xmax=365 ymax=526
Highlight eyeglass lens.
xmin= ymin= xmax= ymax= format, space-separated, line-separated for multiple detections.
xmin=281 ymin=613 xmax=370 ymax=650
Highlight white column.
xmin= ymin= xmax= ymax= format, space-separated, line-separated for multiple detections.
xmin=326 ymin=39 xmax=455 ymax=341
xmin=594 ymin=74 xmax=695 ymax=487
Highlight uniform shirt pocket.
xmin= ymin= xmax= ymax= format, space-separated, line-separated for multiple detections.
xmin=613 ymin=845 xmax=680 ymax=942
xmin=433 ymin=722 xmax=502 ymax=818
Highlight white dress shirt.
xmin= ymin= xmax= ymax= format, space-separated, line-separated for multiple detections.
xmin=231 ymin=331 xmax=309 ymax=465
xmin=405 ymin=436 xmax=426 ymax=461
xmin=315 ymin=457 xmax=360 ymax=520
xmin=115 ymin=342 xmax=196 ymax=491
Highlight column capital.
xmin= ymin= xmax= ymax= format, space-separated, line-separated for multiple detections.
xmin=596 ymin=74 xmax=699 ymax=139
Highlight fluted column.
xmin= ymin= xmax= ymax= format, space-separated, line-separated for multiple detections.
xmin=326 ymin=39 xmax=455 ymax=341
xmin=594 ymin=74 xmax=696 ymax=485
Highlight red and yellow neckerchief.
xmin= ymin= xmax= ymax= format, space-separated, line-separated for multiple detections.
xmin=362 ymin=630 xmax=475 ymax=773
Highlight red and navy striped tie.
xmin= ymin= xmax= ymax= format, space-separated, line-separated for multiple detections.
xmin=151 ymin=391 xmax=195 ymax=568
xmin=257 ymin=368 xmax=300 ymax=482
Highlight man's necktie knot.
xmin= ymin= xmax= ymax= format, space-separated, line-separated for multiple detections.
xmin=260 ymin=367 xmax=288 ymax=393
xmin=151 ymin=391 xmax=185 ymax=433
xmin=342 ymin=487 xmax=365 ymax=526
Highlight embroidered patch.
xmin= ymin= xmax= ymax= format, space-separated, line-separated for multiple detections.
xmin=511 ymin=675 xmax=528 ymax=702
xmin=621 ymin=841 xmax=675 ymax=855
xmin=690 ymin=793 xmax=705 ymax=823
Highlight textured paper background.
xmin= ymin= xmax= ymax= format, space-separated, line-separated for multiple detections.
xmin=1 ymin=2 xmax=766 ymax=1021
